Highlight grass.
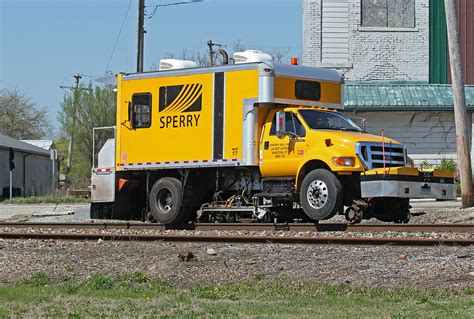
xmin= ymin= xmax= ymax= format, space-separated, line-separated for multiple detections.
xmin=0 ymin=273 xmax=472 ymax=318
xmin=1 ymin=195 xmax=89 ymax=204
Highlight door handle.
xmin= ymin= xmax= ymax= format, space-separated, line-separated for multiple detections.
xmin=264 ymin=141 xmax=269 ymax=150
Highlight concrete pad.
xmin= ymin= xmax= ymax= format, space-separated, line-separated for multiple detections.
xmin=0 ymin=203 xmax=88 ymax=222
xmin=32 ymin=211 xmax=74 ymax=218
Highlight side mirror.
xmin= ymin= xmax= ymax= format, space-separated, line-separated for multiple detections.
xmin=275 ymin=111 xmax=286 ymax=138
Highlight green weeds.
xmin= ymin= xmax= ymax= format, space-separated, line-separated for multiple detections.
xmin=1 ymin=195 xmax=88 ymax=204
xmin=0 ymin=272 xmax=472 ymax=318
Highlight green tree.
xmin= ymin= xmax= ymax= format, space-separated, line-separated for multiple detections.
xmin=0 ymin=89 xmax=51 ymax=139
xmin=58 ymin=83 xmax=116 ymax=188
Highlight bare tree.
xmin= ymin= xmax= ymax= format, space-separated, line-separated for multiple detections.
xmin=193 ymin=50 xmax=212 ymax=67
xmin=269 ymin=47 xmax=290 ymax=63
xmin=150 ymin=48 xmax=211 ymax=69
xmin=179 ymin=48 xmax=191 ymax=60
xmin=149 ymin=40 xmax=291 ymax=70
xmin=163 ymin=51 xmax=176 ymax=59
xmin=233 ymin=40 xmax=246 ymax=53
xmin=58 ymin=83 xmax=116 ymax=187
xmin=0 ymin=89 xmax=51 ymax=139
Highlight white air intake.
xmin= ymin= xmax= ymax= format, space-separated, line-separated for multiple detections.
xmin=159 ymin=59 xmax=197 ymax=70
xmin=233 ymin=50 xmax=273 ymax=64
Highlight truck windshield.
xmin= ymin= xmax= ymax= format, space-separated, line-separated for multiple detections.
xmin=298 ymin=109 xmax=364 ymax=132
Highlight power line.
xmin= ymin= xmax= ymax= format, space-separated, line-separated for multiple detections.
xmin=105 ymin=0 xmax=133 ymax=74
xmin=144 ymin=0 xmax=204 ymax=19
xmin=137 ymin=0 xmax=204 ymax=72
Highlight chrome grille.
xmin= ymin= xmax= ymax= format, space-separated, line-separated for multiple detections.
xmin=356 ymin=142 xmax=406 ymax=170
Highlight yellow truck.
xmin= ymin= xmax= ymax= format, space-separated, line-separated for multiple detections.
xmin=90 ymin=51 xmax=455 ymax=225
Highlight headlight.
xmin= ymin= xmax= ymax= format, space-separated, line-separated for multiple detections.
xmin=332 ymin=156 xmax=355 ymax=167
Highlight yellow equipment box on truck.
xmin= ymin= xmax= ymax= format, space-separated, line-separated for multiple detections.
xmin=91 ymin=51 xmax=455 ymax=225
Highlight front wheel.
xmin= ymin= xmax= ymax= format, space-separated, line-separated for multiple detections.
xmin=149 ymin=177 xmax=190 ymax=225
xmin=300 ymin=169 xmax=343 ymax=220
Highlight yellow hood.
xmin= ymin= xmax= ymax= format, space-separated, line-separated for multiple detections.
xmin=311 ymin=130 xmax=400 ymax=145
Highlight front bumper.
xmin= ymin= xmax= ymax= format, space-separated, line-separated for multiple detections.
xmin=360 ymin=167 xmax=456 ymax=200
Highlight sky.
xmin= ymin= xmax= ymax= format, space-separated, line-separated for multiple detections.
xmin=0 ymin=0 xmax=302 ymax=136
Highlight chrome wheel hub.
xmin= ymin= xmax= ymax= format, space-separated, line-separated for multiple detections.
xmin=157 ymin=188 xmax=173 ymax=214
xmin=307 ymin=180 xmax=328 ymax=209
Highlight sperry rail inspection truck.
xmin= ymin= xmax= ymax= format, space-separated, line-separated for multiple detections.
xmin=91 ymin=51 xmax=455 ymax=225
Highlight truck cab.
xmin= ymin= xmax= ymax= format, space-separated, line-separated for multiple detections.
xmin=259 ymin=106 xmax=408 ymax=222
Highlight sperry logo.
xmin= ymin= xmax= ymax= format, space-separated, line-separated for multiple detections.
xmin=159 ymin=84 xmax=202 ymax=128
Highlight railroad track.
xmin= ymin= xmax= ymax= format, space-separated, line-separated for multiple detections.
xmin=0 ymin=222 xmax=472 ymax=246
xmin=0 ymin=231 xmax=471 ymax=246
xmin=0 ymin=222 xmax=472 ymax=233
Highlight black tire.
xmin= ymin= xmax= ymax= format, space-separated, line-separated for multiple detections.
xmin=300 ymin=169 xmax=343 ymax=220
xmin=149 ymin=177 xmax=190 ymax=225
xmin=90 ymin=203 xmax=112 ymax=219
xmin=90 ymin=203 xmax=100 ymax=219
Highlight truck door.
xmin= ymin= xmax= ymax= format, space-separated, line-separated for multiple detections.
xmin=259 ymin=110 xmax=306 ymax=177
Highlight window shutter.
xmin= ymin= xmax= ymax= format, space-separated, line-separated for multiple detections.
xmin=321 ymin=0 xmax=350 ymax=63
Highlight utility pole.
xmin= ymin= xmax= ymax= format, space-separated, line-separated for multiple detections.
xmin=60 ymin=74 xmax=86 ymax=184
xmin=207 ymin=40 xmax=223 ymax=66
xmin=136 ymin=0 xmax=202 ymax=72
xmin=137 ymin=0 xmax=145 ymax=73
xmin=66 ymin=74 xmax=81 ymax=179
xmin=445 ymin=0 xmax=474 ymax=207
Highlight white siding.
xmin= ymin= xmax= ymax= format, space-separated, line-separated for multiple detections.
xmin=352 ymin=111 xmax=464 ymax=165
xmin=321 ymin=0 xmax=349 ymax=63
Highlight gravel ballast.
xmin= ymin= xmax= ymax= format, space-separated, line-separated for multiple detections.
xmin=0 ymin=238 xmax=472 ymax=289
xmin=0 ymin=201 xmax=473 ymax=290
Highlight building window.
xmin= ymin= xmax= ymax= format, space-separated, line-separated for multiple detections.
xmin=361 ymin=0 xmax=415 ymax=28
xmin=131 ymin=93 xmax=151 ymax=128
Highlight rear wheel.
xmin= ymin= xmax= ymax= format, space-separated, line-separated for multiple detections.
xmin=90 ymin=203 xmax=112 ymax=219
xmin=300 ymin=169 xmax=343 ymax=220
xmin=149 ymin=177 xmax=191 ymax=225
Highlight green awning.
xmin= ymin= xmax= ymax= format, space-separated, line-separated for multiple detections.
xmin=344 ymin=83 xmax=474 ymax=111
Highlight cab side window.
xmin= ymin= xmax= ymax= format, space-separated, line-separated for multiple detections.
xmin=270 ymin=112 xmax=306 ymax=137
xmin=131 ymin=93 xmax=151 ymax=128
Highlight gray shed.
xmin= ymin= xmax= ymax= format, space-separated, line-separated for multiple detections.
xmin=0 ymin=133 xmax=57 ymax=199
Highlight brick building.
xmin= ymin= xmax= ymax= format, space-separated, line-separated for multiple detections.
xmin=303 ymin=0 xmax=429 ymax=81
xmin=303 ymin=0 xmax=474 ymax=165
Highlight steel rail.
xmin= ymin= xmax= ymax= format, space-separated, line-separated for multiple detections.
xmin=0 ymin=222 xmax=472 ymax=233
xmin=0 ymin=231 xmax=472 ymax=246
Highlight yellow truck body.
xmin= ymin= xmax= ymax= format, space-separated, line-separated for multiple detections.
xmin=116 ymin=63 xmax=344 ymax=173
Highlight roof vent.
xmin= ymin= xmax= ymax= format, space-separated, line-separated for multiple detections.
xmin=159 ymin=59 xmax=197 ymax=70
xmin=233 ymin=50 xmax=273 ymax=64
